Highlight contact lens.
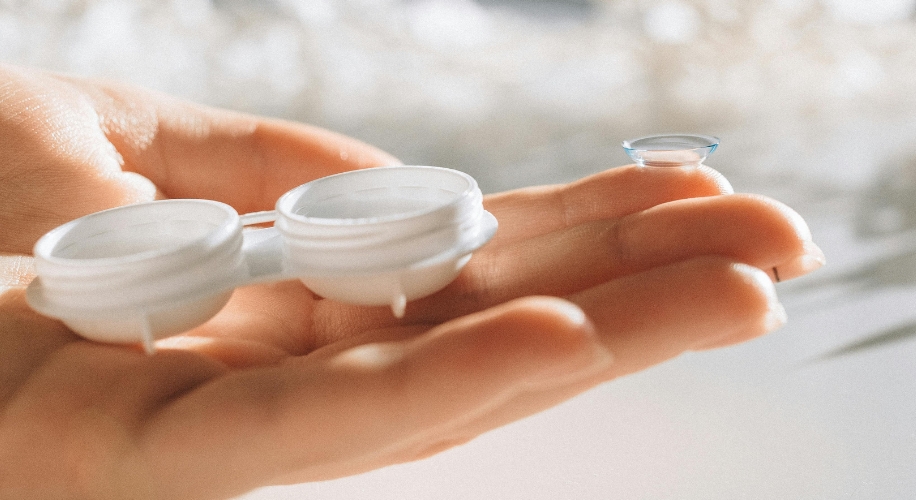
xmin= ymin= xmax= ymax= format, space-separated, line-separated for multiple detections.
xmin=622 ymin=134 xmax=719 ymax=167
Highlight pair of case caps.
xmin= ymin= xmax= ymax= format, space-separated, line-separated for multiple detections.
xmin=27 ymin=166 xmax=497 ymax=353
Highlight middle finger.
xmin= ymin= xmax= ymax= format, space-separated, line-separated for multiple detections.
xmin=314 ymin=193 xmax=814 ymax=337
xmin=412 ymin=193 xmax=811 ymax=320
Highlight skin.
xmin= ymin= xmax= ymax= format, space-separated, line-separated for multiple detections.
xmin=0 ymin=64 xmax=824 ymax=500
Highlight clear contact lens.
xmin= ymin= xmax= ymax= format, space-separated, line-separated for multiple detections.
xmin=622 ymin=134 xmax=719 ymax=167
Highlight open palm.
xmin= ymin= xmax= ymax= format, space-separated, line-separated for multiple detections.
xmin=0 ymin=65 xmax=823 ymax=500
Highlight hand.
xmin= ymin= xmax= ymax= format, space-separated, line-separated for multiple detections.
xmin=0 ymin=65 xmax=824 ymax=500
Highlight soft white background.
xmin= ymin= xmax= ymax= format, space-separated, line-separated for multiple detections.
xmin=3 ymin=0 xmax=916 ymax=498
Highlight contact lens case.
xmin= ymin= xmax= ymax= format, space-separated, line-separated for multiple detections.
xmin=26 ymin=166 xmax=497 ymax=353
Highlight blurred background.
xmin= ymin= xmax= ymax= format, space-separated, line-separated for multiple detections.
xmin=3 ymin=0 xmax=916 ymax=498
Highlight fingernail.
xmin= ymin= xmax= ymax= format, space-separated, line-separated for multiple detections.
xmin=763 ymin=301 xmax=788 ymax=334
xmin=751 ymin=265 xmax=788 ymax=334
xmin=774 ymin=241 xmax=826 ymax=282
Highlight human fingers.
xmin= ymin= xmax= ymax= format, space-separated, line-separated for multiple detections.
xmin=385 ymin=257 xmax=784 ymax=460
xmin=455 ymin=194 xmax=821 ymax=304
xmin=484 ymin=164 xmax=733 ymax=246
xmin=571 ymin=256 xmax=784 ymax=372
xmin=311 ymin=193 xmax=818 ymax=337
xmin=140 ymin=297 xmax=612 ymax=499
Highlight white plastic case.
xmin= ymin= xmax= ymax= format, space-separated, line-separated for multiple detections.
xmin=26 ymin=166 xmax=497 ymax=353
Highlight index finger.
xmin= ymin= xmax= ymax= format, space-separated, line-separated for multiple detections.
xmin=484 ymin=164 xmax=734 ymax=245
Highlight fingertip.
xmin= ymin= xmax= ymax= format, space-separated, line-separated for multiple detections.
xmin=115 ymin=171 xmax=159 ymax=204
xmin=413 ymin=296 xmax=611 ymax=389
xmin=490 ymin=297 xmax=612 ymax=384
xmin=693 ymin=262 xmax=788 ymax=350
xmin=731 ymin=262 xmax=787 ymax=335
xmin=491 ymin=296 xmax=600 ymax=356
xmin=773 ymin=240 xmax=826 ymax=282
xmin=696 ymin=164 xmax=734 ymax=195
xmin=744 ymin=194 xmax=813 ymax=242
xmin=506 ymin=296 xmax=591 ymax=331
xmin=733 ymin=262 xmax=779 ymax=303
xmin=735 ymin=194 xmax=822 ymax=282
xmin=635 ymin=162 xmax=734 ymax=199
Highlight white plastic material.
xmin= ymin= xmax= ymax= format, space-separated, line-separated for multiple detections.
xmin=26 ymin=166 xmax=497 ymax=351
